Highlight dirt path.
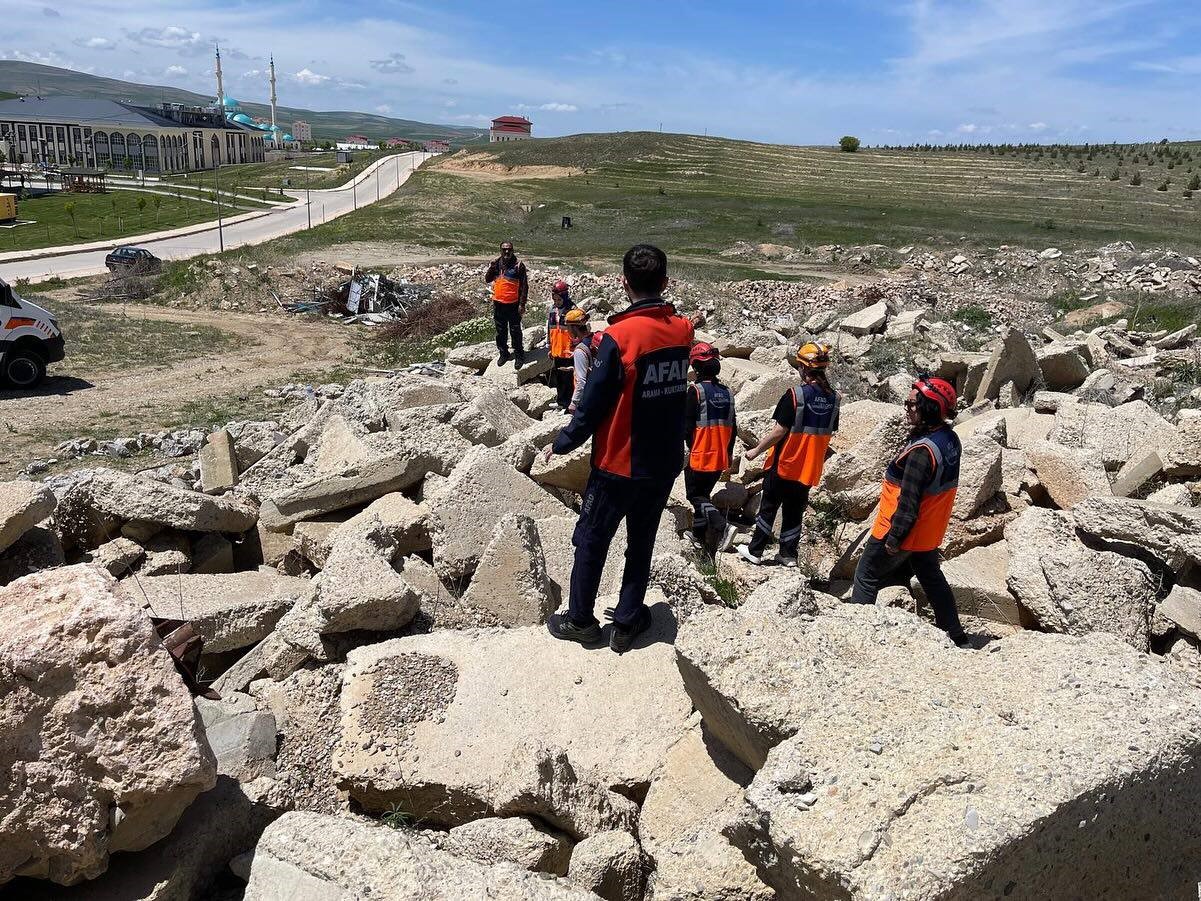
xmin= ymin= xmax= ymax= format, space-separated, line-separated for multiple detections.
xmin=0 ymin=301 xmax=351 ymax=474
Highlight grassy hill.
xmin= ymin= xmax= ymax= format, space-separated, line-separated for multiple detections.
xmin=271 ymin=131 xmax=1201 ymax=264
xmin=0 ymin=60 xmax=486 ymax=145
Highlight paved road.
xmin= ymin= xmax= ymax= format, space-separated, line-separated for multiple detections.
xmin=0 ymin=152 xmax=430 ymax=283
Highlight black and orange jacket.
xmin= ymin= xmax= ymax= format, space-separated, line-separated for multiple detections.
xmin=547 ymin=299 xmax=576 ymax=360
xmin=871 ymin=425 xmax=961 ymax=552
xmin=552 ymin=298 xmax=694 ymax=480
xmin=485 ymin=257 xmax=528 ymax=305
xmin=685 ymin=380 xmax=736 ymax=473
xmin=764 ymin=383 xmax=840 ymax=487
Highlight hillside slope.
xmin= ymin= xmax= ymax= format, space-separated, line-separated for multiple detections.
xmin=0 ymin=60 xmax=486 ymax=145
xmin=272 ymin=131 xmax=1201 ymax=261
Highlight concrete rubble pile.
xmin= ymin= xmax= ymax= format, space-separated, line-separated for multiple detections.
xmin=2 ymin=254 xmax=1200 ymax=900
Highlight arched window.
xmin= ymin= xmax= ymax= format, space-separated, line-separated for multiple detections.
xmin=109 ymin=131 xmax=126 ymax=165
xmin=142 ymin=134 xmax=160 ymax=172
xmin=125 ymin=133 xmax=142 ymax=170
xmin=93 ymin=131 xmax=110 ymax=165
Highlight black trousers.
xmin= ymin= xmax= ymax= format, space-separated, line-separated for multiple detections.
xmin=569 ymin=471 xmax=674 ymax=630
xmin=493 ymin=302 xmax=524 ymax=356
xmin=684 ymin=466 xmax=726 ymax=539
xmin=748 ymin=470 xmax=809 ymax=557
xmin=552 ymin=357 xmax=574 ymax=407
xmin=850 ymin=536 xmax=966 ymax=640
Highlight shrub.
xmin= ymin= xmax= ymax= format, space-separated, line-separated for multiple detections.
xmin=839 ymin=135 xmax=861 ymax=153
xmin=1131 ymin=171 xmax=1143 ymax=186
xmin=1187 ymin=173 xmax=1201 ymax=191
xmin=1157 ymin=179 xmax=1170 ymax=192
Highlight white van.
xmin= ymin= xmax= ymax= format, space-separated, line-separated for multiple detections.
xmin=0 ymin=279 xmax=65 ymax=388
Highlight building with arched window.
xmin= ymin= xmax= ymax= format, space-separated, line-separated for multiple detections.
xmin=0 ymin=97 xmax=266 ymax=174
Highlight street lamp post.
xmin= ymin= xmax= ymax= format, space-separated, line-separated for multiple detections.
xmin=215 ymin=162 xmax=224 ymax=253
xmin=305 ymin=170 xmax=311 ymax=229
xmin=352 ymin=175 xmax=357 ymax=211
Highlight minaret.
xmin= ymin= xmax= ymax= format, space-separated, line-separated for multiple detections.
xmin=268 ymin=55 xmax=278 ymax=139
xmin=214 ymin=44 xmax=225 ymax=112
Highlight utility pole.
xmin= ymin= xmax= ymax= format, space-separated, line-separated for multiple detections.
xmin=215 ymin=162 xmax=224 ymax=252
xmin=306 ymin=170 xmax=311 ymax=229
xmin=352 ymin=176 xmax=357 ymax=210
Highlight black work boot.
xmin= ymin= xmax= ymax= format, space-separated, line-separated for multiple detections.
xmin=497 ymin=349 xmax=512 ymax=366
xmin=548 ymin=614 xmax=602 ymax=645
xmin=610 ymin=608 xmax=653 ymax=654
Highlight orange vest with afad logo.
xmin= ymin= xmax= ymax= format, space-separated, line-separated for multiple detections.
xmin=689 ymin=381 xmax=735 ymax=473
xmin=492 ymin=265 xmax=522 ymax=304
xmin=871 ymin=427 xmax=961 ymax=552
xmin=765 ymin=384 xmax=839 ymax=487
xmin=548 ymin=306 xmax=574 ymax=359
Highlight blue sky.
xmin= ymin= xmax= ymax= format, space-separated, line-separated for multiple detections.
xmin=6 ymin=0 xmax=1200 ymax=144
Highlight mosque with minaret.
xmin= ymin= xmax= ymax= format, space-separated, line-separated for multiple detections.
xmin=214 ymin=45 xmax=299 ymax=150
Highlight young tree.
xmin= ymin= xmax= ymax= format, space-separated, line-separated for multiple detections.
xmin=136 ymin=195 xmax=148 ymax=222
xmin=1187 ymin=173 xmax=1201 ymax=191
xmin=839 ymin=135 xmax=861 ymax=153
xmin=153 ymin=194 xmax=162 ymax=223
xmin=1131 ymin=171 xmax=1143 ymax=186
xmin=65 ymin=200 xmax=78 ymax=237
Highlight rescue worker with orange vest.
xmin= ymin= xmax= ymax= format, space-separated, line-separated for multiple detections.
xmin=484 ymin=241 xmax=529 ymax=366
xmin=547 ymin=280 xmax=577 ymax=409
xmin=739 ymin=343 xmax=839 ymax=567
xmin=684 ymin=343 xmax=738 ymax=554
xmin=543 ymin=244 xmax=694 ymax=653
xmin=565 ymin=308 xmax=598 ymax=413
xmin=850 ymin=376 xmax=969 ymax=647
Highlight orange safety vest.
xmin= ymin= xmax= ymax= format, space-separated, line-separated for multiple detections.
xmin=871 ymin=427 xmax=961 ymax=552
xmin=548 ymin=306 xmax=574 ymax=359
xmin=764 ymin=384 xmax=839 ymax=487
xmin=689 ymin=381 xmax=735 ymax=473
xmin=492 ymin=267 xmax=522 ymax=304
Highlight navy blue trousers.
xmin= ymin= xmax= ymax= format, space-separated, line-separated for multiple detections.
xmin=569 ymin=470 xmax=674 ymax=629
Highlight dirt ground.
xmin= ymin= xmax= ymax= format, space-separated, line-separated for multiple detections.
xmin=430 ymin=152 xmax=584 ymax=181
xmin=0 ymin=295 xmax=351 ymax=476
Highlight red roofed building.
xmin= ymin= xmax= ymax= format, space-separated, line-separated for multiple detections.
xmin=489 ymin=115 xmax=532 ymax=143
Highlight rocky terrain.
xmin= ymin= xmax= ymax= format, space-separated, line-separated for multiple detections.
xmin=2 ymin=240 xmax=1201 ymax=900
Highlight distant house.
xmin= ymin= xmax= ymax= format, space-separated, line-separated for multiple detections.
xmin=489 ymin=116 xmax=532 ymax=143
xmin=337 ymin=134 xmax=374 ymax=151
xmin=385 ymin=137 xmax=406 ymax=148
xmin=423 ymin=140 xmax=450 ymax=153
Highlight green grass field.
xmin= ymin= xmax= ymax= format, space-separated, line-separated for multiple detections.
xmin=160 ymin=148 xmax=411 ymax=193
xmin=268 ymin=132 xmax=1201 ymax=264
xmin=0 ymin=189 xmax=255 ymax=252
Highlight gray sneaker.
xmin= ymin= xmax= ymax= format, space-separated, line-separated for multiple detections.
xmin=736 ymin=544 xmax=764 ymax=566
xmin=718 ymin=524 xmax=738 ymax=553
xmin=775 ymin=553 xmax=798 ymax=568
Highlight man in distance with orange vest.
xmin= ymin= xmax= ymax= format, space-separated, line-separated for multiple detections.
xmin=543 ymin=244 xmax=694 ymax=653
xmin=484 ymin=241 xmax=528 ymax=367
xmin=850 ymin=376 xmax=969 ymax=647
xmin=546 ymin=280 xmax=577 ymax=409
xmin=739 ymin=343 xmax=839 ymax=567
xmin=684 ymin=342 xmax=738 ymax=555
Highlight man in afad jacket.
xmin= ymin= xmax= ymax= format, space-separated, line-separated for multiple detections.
xmin=543 ymin=244 xmax=694 ymax=653
xmin=484 ymin=241 xmax=529 ymax=366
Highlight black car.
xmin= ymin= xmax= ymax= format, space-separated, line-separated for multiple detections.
xmin=105 ymin=246 xmax=162 ymax=274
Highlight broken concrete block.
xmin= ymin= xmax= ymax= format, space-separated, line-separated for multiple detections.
xmin=952 ymin=434 xmax=1002 ymax=519
xmin=90 ymin=536 xmax=145 ymax=577
xmin=312 ymin=414 xmax=373 ymax=475
xmin=917 ymin=540 xmax=1020 ymax=627
xmin=1111 ymin=445 xmax=1164 ymax=497
xmin=956 ymin=407 xmax=1054 ymax=451
xmin=450 ymin=386 xmax=536 ymax=447
xmin=195 ymin=692 xmax=278 ymax=781
xmin=975 ymin=327 xmax=1038 ymax=402
xmin=1036 ymin=344 xmax=1090 ymax=390
xmin=484 ymin=346 xmax=554 ymax=387
xmin=443 ymin=817 xmax=572 ymax=875
xmin=1070 ymin=495 xmax=1201 ymax=575
xmin=259 ymin=446 xmax=438 ymax=531
xmin=839 ymin=300 xmax=888 ymax=336
xmin=428 ymin=445 xmax=570 ymax=580
xmin=529 ymin=441 xmax=593 ymax=494
xmin=0 ymin=565 xmax=216 ymax=886
xmin=716 ymin=357 xmax=771 ymax=394
xmin=332 ymin=491 xmax=432 ymax=555
xmin=0 ymin=526 xmax=65 ymax=587
xmin=884 ymin=308 xmax=926 ymax=339
xmin=292 ymin=518 xmax=341 ymax=568
xmin=199 ymin=429 xmax=239 ymax=493
xmin=1006 ymin=507 xmax=1155 ymax=649
xmin=1160 ymin=584 xmax=1201 ymax=640
xmin=1162 ymin=418 xmax=1201 ymax=479
xmin=190 ymin=532 xmax=235 ymax=574
xmin=735 ymin=372 xmax=796 ymax=413
xmin=1049 ymin=399 xmax=1173 ymax=468
xmin=460 ymin=513 xmax=558 ymax=626
xmin=676 ymin=600 xmax=1201 ymax=899
xmin=334 ymin=607 xmax=691 ymax=836
xmin=446 ymin=340 xmax=498 ymax=373
xmin=568 ymin=831 xmax=644 ymax=901
xmin=1026 ymin=440 xmax=1111 ymax=509
xmin=1153 ymin=323 xmax=1197 ymax=349
xmin=0 ymin=481 xmax=56 ymax=555
xmin=122 ymin=570 xmax=310 ymax=654
xmin=243 ymin=812 xmax=596 ymax=900
xmin=140 ymin=530 xmax=192 ymax=576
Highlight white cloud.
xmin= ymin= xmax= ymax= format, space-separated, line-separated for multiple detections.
xmin=73 ymin=36 xmax=115 ymax=50
xmin=448 ymin=113 xmax=490 ymax=124
xmin=956 ymin=123 xmax=979 ymax=133
xmin=375 ymin=104 xmax=392 ymax=114
xmin=241 ymin=69 xmax=263 ymax=79
xmin=517 ymin=102 xmax=578 ymax=113
xmin=165 ymin=65 xmax=187 ymax=76
xmin=42 ymin=6 xmax=60 ymax=16
xmin=125 ymin=25 xmax=203 ymax=52
xmin=1027 ymin=121 xmax=1048 ymax=130
xmin=369 ymin=52 xmax=413 ymax=74
xmin=3 ymin=48 xmax=67 ymax=66
xmin=293 ymin=67 xmax=330 ymax=85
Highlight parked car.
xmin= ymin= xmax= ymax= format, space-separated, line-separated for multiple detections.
xmin=0 ymin=278 xmax=65 ymax=389
xmin=105 ymin=246 xmax=162 ymax=274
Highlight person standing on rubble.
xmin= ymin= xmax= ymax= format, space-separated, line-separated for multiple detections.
xmin=547 ymin=280 xmax=577 ymax=408
xmin=850 ymin=376 xmax=970 ymax=647
xmin=738 ymin=343 xmax=839 ymax=567
xmin=543 ymin=244 xmax=694 ymax=653
xmin=485 ymin=241 xmax=528 ymax=366
xmin=684 ymin=342 xmax=739 ymax=555
xmin=565 ymin=308 xmax=597 ymax=413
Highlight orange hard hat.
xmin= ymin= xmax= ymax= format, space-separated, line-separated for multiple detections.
xmin=564 ymin=308 xmax=588 ymax=324
xmin=796 ymin=342 xmax=832 ymax=369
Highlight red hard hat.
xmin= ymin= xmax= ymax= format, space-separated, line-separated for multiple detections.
xmin=552 ymin=280 xmax=569 ymax=295
xmin=913 ymin=376 xmax=958 ymax=418
xmin=690 ymin=342 xmax=719 ymax=364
